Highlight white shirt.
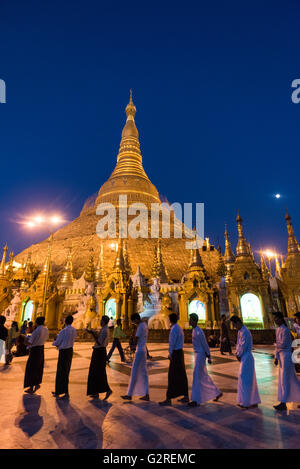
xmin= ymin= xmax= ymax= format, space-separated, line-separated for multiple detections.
xmin=28 ymin=325 xmax=49 ymax=348
xmin=275 ymin=324 xmax=292 ymax=359
xmin=136 ymin=321 xmax=148 ymax=350
xmin=236 ymin=325 xmax=252 ymax=358
xmin=52 ymin=325 xmax=77 ymax=350
xmin=93 ymin=326 xmax=109 ymax=349
xmin=192 ymin=326 xmax=210 ymax=357
xmin=169 ymin=323 xmax=184 ymax=355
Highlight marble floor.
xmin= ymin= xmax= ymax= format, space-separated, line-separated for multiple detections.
xmin=0 ymin=342 xmax=300 ymax=449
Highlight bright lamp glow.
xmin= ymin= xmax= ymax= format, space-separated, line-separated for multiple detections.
xmin=34 ymin=216 xmax=44 ymax=224
xmin=50 ymin=216 xmax=61 ymax=224
xmin=26 ymin=221 xmax=36 ymax=228
xmin=275 ymin=194 xmax=281 ymax=199
xmin=264 ymin=250 xmax=276 ymax=258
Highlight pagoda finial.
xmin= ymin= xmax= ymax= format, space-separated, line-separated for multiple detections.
xmin=125 ymin=89 xmax=136 ymax=121
xmin=95 ymin=242 xmax=105 ymax=284
xmin=151 ymin=239 xmax=169 ymax=282
xmin=0 ymin=244 xmax=8 ymax=277
xmin=113 ymin=238 xmax=125 ymax=271
xmin=60 ymin=247 xmax=74 ymax=286
xmin=285 ymin=211 xmax=300 ymax=255
xmin=260 ymin=251 xmax=270 ymax=280
xmin=224 ymin=224 xmax=235 ymax=265
xmin=123 ymin=239 xmax=132 ymax=274
xmin=84 ymin=249 xmax=96 ymax=283
xmin=236 ymin=212 xmax=250 ymax=257
xmin=275 ymin=253 xmax=282 ymax=278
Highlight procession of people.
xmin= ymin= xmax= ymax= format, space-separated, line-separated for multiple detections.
xmin=1 ymin=311 xmax=300 ymax=413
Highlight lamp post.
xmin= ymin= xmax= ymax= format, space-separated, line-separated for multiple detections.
xmin=24 ymin=214 xmax=64 ymax=316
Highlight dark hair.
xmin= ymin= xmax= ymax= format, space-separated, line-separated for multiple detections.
xmin=272 ymin=311 xmax=287 ymax=326
xmin=116 ymin=318 xmax=122 ymax=326
xmin=101 ymin=315 xmax=110 ymax=325
xmin=294 ymin=312 xmax=300 ymax=320
xmin=36 ymin=316 xmax=45 ymax=326
xmin=169 ymin=313 xmax=178 ymax=324
xmin=221 ymin=314 xmax=226 ymax=320
xmin=65 ymin=315 xmax=73 ymax=325
xmin=0 ymin=315 xmax=6 ymax=325
xmin=12 ymin=321 xmax=19 ymax=332
xmin=230 ymin=315 xmax=242 ymax=324
xmin=131 ymin=313 xmax=141 ymax=322
xmin=189 ymin=313 xmax=198 ymax=323
xmin=29 ymin=321 xmax=33 ymax=326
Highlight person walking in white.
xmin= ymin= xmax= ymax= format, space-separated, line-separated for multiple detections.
xmin=188 ymin=313 xmax=222 ymax=407
xmin=24 ymin=316 xmax=49 ymax=394
xmin=121 ymin=313 xmax=149 ymax=401
xmin=230 ymin=315 xmax=260 ymax=409
xmin=52 ymin=315 xmax=77 ymax=399
xmin=273 ymin=311 xmax=300 ymax=411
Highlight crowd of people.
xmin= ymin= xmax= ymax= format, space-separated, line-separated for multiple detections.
xmin=0 ymin=310 xmax=300 ymax=411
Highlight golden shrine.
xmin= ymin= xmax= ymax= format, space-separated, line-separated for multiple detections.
xmin=0 ymin=94 xmax=299 ymax=331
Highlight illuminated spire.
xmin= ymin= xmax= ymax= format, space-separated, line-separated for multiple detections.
xmin=285 ymin=211 xmax=300 ymax=255
xmin=224 ymin=225 xmax=235 ymax=265
xmin=123 ymin=240 xmax=132 ymax=274
xmin=275 ymin=254 xmax=281 ymax=279
xmin=60 ymin=247 xmax=74 ymax=286
xmin=6 ymin=251 xmax=14 ymax=279
xmin=41 ymin=235 xmax=53 ymax=276
xmin=95 ymin=242 xmax=105 ymax=284
xmin=113 ymin=238 xmax=125 ymax=272
xmin=236 ymin=212 xmax=250 ymax=257
xmin=260 ymin=251 xmax=270 ymax=280
xmin=216 ymin=249 xmax=226 ymax=278
xmin=0 ymin=244 xmax=8 ymax=278
xmin=84 ymin=249 xmax=96 ymax=283
xmin=96 ymin=93 xmax=160 ymax=208
xmin=151 ymin=239 xmax=169 ymax=282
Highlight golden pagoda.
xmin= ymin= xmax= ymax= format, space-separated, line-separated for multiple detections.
xmin=225 ymin=213 xmax=272 ymax=328
xmin=7 ymin=93 xmax=223 ymax=328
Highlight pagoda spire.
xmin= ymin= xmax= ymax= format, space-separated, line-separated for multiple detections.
xmin=285 ymin=211 xmax=300 ymax=255
xmin=6 ymin=251 xmax=14 ymax=279
xmin=260 ymin=251 xmax=270 ymax=280
xmin=96 ymin=93 xmax=160 ymax=208
xmin=216 ymin=249 xmax=226 ymax=278
xmin=41 ymin=235 xmax=53 ymax=276
xmin=95 ymin=242 xmax=105 ymax=283
xmin=151 ymin=239 xmax=169 ymax=282
xmin=275 ymin=253 xmax=282 ymax=278
xmin=189 ymin=247 xmax=204 ymax=269
xmin=224 ymin=225 xmax=235 ymax=265
xmin=84 ymin=249 xmax=96 ymax=283
xmin=113 ymin=238 xmax=126 ymax=272
xmin=236 ymin=212 xmax=250 ymax=257
xmin=60 ymin=247 xmax=74 ymax=286
xmin=123 ymin=239 xmax=132 ymax=274
xmin=0 ymin=244 xmax=8 ymax=278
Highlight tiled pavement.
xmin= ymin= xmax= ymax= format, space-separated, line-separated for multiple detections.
xmin=1 ymin=342 xmax=300 ymax=449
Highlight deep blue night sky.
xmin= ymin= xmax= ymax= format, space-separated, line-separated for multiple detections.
xmin=0 ymin=0 xmax=299 ymax=259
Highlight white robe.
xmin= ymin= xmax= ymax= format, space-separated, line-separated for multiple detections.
xmin=236 ymin=326 xmax=260 ymax=407
xmin=0 ymin=339 xmax=6 ymax=364
xmin=275 ymin=324 xmax=300 ymax=403
xmin=127 ymin=322 xmax=149 ymax=397
xmin=191 ymin=326 xmax=220 ymax=404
